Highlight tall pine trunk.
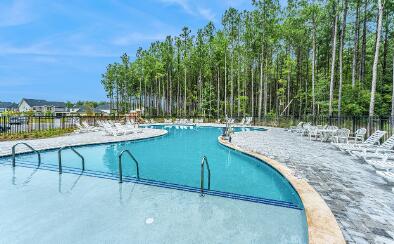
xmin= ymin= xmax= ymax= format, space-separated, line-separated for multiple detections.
xmin=258 ymin=45 xmax=263 ymax=120
xmin=312 ymin=16 xmax=316 ymax=116
xmin=352 ymin=0 xmax=360 ymax=88
xmin=338 ymin=0 xmax=348 ymax=116
xmin=360 ymin=0 xmax=368 ymax=84
xmin=329 ymin=7 xmax=338 ymax=116
xmin=369 ymin=0 xmax=383 ymax=116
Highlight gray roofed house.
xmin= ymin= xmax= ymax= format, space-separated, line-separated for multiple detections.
xmin=0 ymin=102 xmax=18 ymax=113
xmin=18 ymin=98 xmax=68 ymax=116
xmin=95 ymin=103 xmax=111 ymax=114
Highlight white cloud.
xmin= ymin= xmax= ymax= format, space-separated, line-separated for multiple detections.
xmin=111 ymin=32 xmax=168 ymax=46
xmin=197 ymin=8 xmax=215 ymax=22
xmin=0 ymin=0 xmax=34 ymax=27
xmin=158 ymin=0 xmax=215 ymax=21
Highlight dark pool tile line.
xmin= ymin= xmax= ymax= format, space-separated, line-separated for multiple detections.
xmin=2 ymin=159 xmax=302 ymax=210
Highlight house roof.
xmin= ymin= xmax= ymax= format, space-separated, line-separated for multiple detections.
xmin=96 ymin=103 xmax=110 ymax=110
xmin=70 ymin=106 xmax=106 ymax=114
xmin=21 ymin=98 xmax=66 ymax=108
xmin=0 ymin=102 xmax=18 ymax=109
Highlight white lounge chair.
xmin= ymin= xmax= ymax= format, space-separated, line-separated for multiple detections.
xmin=376 ymin=170 xmax=394 ymax=184
xmin=350 ymin=134 xmax=394 ymax=158
xmin=288 ymin=122 xmax=303 ymax=132
xmin=333 ymin=130 xmax=386 ymax=151
xmin=74 ymin=123 xmax=89 ymax=133
xmin=366 ymin=158 xmax=394 ymax=170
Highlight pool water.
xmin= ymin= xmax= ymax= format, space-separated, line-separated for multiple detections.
xmin=2 ymin=125 xmax=303 ymax=209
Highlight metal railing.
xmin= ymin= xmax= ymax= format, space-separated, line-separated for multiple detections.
xmin=118 ymin=149 xmax=140 ymax=183
xmin=58 ymin=146 xmax=85 ymax=174
xmin=12 ymin=142 xmax=41 ymax=167
xmin=200 ymin=156 xmax=211 ymax=196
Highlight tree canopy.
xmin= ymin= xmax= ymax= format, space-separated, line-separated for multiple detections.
xmin=101 ymin=0 xmax=394 ymax=118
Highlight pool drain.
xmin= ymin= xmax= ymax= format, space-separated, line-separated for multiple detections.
xmin=145 ymin=217 xmax=154 ymax=224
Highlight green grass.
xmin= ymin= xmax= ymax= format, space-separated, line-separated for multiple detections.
xmin=0 ymin=128 xmax=75 ymax=141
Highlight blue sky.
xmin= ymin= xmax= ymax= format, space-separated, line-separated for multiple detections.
xmin=0 ymin=0 xmax=258 ymax=103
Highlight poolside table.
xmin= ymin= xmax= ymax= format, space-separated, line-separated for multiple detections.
xmin=318 ymin=129 xmax=338 ymax=142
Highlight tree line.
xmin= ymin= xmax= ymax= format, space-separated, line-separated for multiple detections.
xmin=101 ymin=0 xmax=394 ymax=118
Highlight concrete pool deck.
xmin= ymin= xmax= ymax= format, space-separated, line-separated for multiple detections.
xmin=229 ymin=127 xmax=394 ymax=243
xmin=0 ymin=128 xmax=167 ymax=157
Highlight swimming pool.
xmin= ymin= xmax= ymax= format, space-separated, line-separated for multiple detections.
xmin=1 ymin=125 xmax=303 ymax=210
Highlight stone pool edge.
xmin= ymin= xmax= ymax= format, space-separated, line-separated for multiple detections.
xmin=0 ymin=129 xmax=168 ymax=158
xmin=218 ymin=136 xmax=346 ymax=244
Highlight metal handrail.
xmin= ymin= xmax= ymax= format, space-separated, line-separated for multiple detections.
xmin=12 ymin=142 xmax=41 ymax=167
xmin=118 ymin=149 xmax=140 ymax=183
xmin=200 ymin=156 xmax=211 ymax=196
xmin=58 ymin=146 xmax=85 ymax=174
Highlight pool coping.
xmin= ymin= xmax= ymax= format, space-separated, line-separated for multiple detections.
xmin=0 ymin=129 xmax=168 ymax=158
xmin=218 ymin=136 xmax=346 ymax=244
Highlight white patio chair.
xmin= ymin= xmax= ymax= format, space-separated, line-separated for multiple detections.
xmin=332 ymin=128 xmax=351 ymax=143
xmin=348 ymin=128 xmax=367 ymax=143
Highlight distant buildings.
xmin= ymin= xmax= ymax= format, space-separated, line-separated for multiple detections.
xmin=18 ymin=98 xmax=68 ymax=116
xmin=0 ymin=98 xmax=112 ymax=116
xmin=0 ymin=102 xmax=18 ymax=113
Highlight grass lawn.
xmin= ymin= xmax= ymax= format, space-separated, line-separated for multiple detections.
xmin=0 ymin=128 xmax=74 ymax=141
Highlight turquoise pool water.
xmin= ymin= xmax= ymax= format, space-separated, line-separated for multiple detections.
xmin=2 ymin=125 xmax=303 ymax=208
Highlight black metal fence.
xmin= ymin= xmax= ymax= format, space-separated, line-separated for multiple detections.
xmin=1 ymin=115 xmax=393 ymax=140
xmin=0 ymin=115 xmax=124 ymax=135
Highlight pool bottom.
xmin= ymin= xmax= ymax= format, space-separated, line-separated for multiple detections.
xmin=2 ymin=159 xmax=302 ymax=210
xmin=0 ymin=165 xmax=308 ymax=244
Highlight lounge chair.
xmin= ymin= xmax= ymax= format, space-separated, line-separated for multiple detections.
xmin=288 ymin=122 xmax=303 ymax=132
xmin=74 ymin=123 xmax=89 ymax=133
xmin=349 ymin=134 xmax=394 ymax=158
xmin=366 ymin=157 xmax=394 ymax=170
xmin=376 ymin=170 xmax=394 ymax=184
xmin=333 ymin=130 xmax=386 ymax=151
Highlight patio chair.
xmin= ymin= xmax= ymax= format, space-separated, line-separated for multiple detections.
xmin=244 ymin=117 xmax=253 ymax=126
xmin=332 ymin=128 xmax=351 ymax=143
xmin=348 ymin=128 xmax=367 ymax=143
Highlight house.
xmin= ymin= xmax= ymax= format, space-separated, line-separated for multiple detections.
xmin=95 ymin=103 xmax=111 ymax=114
xmin=0 ymin=102 xmax=18 ymax=113
xmin=18 ymin=98 xmax=68 ymax=116
xmin=68 ymin=104 xmax=111 ymax=115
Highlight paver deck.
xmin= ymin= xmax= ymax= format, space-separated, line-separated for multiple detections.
xmin=0 ymin=128 xmax=167 ymax=157
xmin=231 ymin=127 xmax=394 ymax=243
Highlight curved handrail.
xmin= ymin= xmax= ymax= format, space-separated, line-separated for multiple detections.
xmin=200 ymin=156 xmax=211 ymax=196
xmin=12 ymin=142 xmax=41 ymax=167
xmin=118 ymin=149 xmax=140 ymax=183
xmin=58 ymin=146 xmax=85 ymax=174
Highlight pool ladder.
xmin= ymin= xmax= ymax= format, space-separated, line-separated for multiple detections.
xmin=58 ymin=146 xmax=85 ymax=174
xmin=118 ymin=149 xmax=140 ymax=183
xmin=12 ymin=142 xmax=41 ymax=167
xmin=200 ymin=156 xmax=211 ymax=196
